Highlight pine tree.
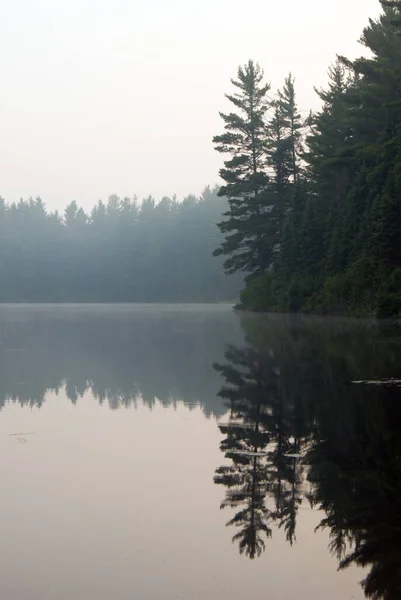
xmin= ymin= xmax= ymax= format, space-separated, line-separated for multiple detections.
xmin=213 ymin=60 xmax=274 ymax=276
xmin=355 ymin=1 xmax=401 ymax=245
xmin=266 ymin=75 xmax=303 ymax=246
xmin=305 ymin=60 xmax=356 ymax=211
xmin=266 ymin=101 xmax=292 ymax=243
xmin=277 ymin=74 xmax=303 ymax=183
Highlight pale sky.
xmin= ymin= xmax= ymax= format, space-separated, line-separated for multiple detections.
xmin=0 ymin=0 xmax=380 ymax=211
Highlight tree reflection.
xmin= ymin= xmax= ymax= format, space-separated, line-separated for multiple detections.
xmin=214 ymin=346 xmax=274 ymax=558
xmin=214 ymin=344 xmax=307 ymax=557
xmin=2 ymin=307 xmax=401 ymax=597
xmin=309 ymin=384 xmax=401 ymax=600
xmin=214 ymin=316 xmax=401 ymax=599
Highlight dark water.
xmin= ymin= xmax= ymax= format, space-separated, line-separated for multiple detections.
xmin=0 ymin=305 xmax=400 ymax=600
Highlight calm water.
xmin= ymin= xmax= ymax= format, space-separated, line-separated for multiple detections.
xmin=0 ymin=304 xmax=400 ymax=600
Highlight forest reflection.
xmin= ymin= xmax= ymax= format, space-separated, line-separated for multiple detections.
xmin=0 ymin=306 xmax=242 ymax=416
xmin=214 ymin=315 xmax=401 ymax=600
xmin=2 ymin=307 xmax=401 ymax=598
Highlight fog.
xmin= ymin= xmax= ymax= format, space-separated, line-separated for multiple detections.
xmin=0 ymin=0 xmax=379 ymax=210
xmin=0 ymin=187 xmax=242 ymax=303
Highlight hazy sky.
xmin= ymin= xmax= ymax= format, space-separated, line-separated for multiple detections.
xmin=1 ymin=0 xmax=380 ymax=211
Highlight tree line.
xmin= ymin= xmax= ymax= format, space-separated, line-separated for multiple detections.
xmin=214 ymin=0 xmax=401 ymax=316
xmin=0 ymin=187 xmax=241 ymax=302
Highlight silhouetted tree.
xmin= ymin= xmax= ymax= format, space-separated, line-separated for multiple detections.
xmin=213 ymin=60 xmax=274 ymax=276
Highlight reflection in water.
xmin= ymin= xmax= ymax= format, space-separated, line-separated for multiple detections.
xmin=309 ymin=383 xmax=401 ymax=600
xmin=214 ymin=346 xmax=275 ymax=558
xmin=214 ymin=315 xmax=401 ymax=599
xmin=0 ymin=305 xmax=242 ymax=416
xmin=1 ymin=307 xmax=401 ymax=598
xmin=214 ymin=344 xmax=307 ymax=559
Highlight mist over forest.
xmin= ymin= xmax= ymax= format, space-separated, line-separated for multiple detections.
xmin=0 ymin=186 xmax=241 ymax=302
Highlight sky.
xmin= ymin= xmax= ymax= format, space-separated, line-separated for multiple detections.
xmin=0 ymin=0 xmax=381 ymax=212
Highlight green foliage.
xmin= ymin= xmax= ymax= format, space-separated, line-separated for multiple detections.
xmin=222 ymin=2 xmax=401 ymax=317
xmin=238 ymin=274 xmax=274 ymax=312
xmin=213 ymin=60 xmax=275 ymax=276
xmin=306 ymin=257 xmax=377 ymax=315
xmin=376 ymin=266 xmax=401 ymax=317
xmin=277 ymin=73 xmax=303 ymax=183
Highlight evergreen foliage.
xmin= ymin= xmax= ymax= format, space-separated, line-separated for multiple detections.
xmin=214 ymin=1 xmax=401 ymax=317
xmin=213 ymin=61 xmax=274 ymax=276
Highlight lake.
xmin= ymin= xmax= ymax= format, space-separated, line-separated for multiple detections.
xmin=0 ymin=304 xmax=399 ymax=600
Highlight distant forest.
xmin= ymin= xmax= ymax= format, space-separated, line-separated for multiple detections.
xmin=214 ymin=0 xmax=401 ymax=317
xmin=0 ymin=186 xmax=241 ymax=302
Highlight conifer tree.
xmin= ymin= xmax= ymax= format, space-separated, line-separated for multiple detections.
xmin=213 ymin=60 xmax=273 ymax=276
xmin=277 ymin=74 xmax=303 ymax=183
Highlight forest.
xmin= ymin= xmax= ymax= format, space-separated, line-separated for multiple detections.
xmin=3 ymin=1 xmax=400 ymax=313
xmin=0 ymin=187 xmax=241 ymax=302
xmin=214 ymin=0 xmax=401 ymax=317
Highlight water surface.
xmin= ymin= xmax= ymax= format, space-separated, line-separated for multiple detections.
xmin=0 ymin=305 xmax=399 ymax=599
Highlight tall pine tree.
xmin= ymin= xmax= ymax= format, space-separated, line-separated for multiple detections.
xmin=213 ymin=61 xmax=274 ymax=276
xmin=277 ymin=74 xmax=303 ymax=183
